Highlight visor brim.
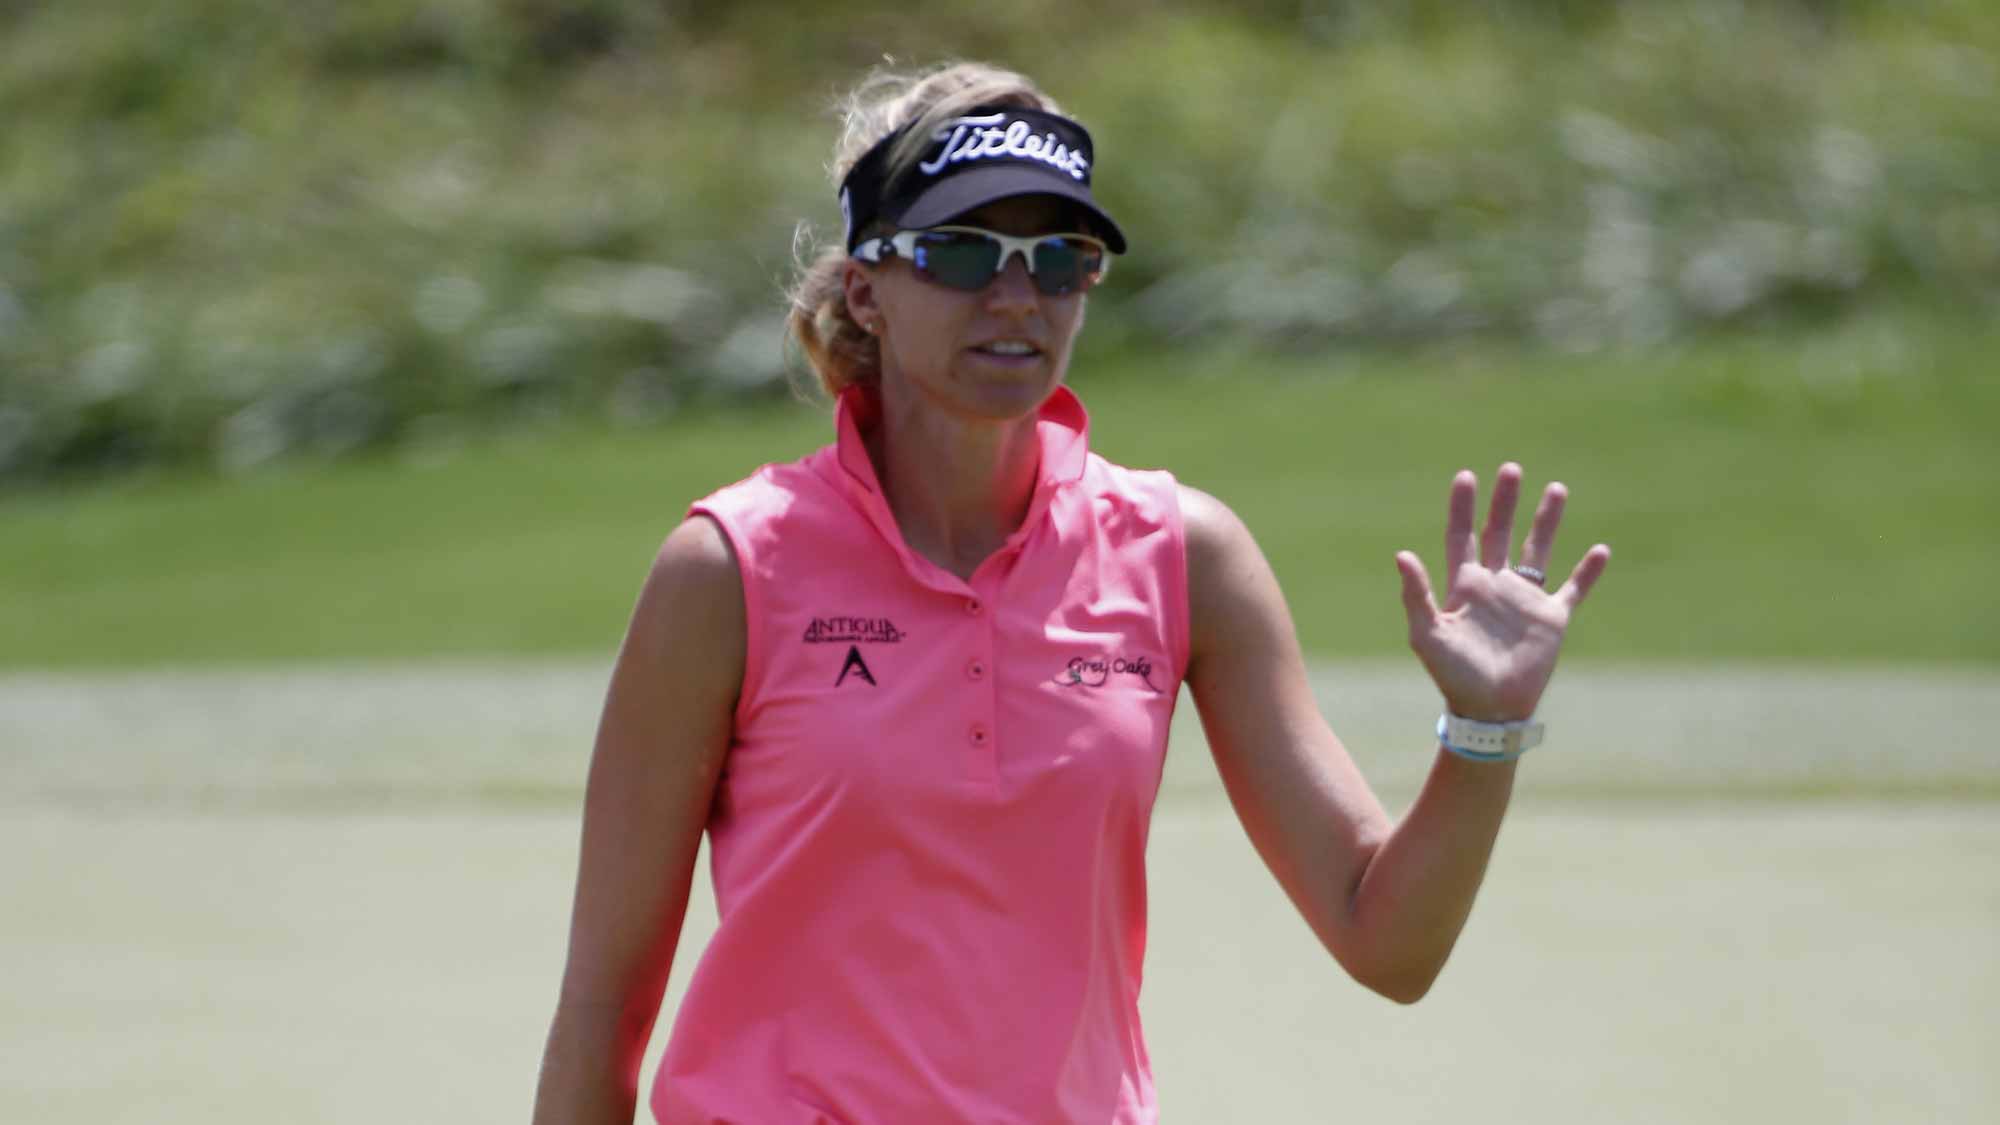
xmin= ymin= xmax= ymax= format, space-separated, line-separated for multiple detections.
xmin=890 ymin=164 xmax=1127 ymax=255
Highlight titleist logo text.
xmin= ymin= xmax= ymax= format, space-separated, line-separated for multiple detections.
xmin=918 ymin=114 xmax=1090 ymax=181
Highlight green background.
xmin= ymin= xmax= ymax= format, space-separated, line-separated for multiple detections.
xmin=6 ymin=1 xmax=1996 ymax=669
xmin=6 ymin=314 xmax=1995 ymax=667
xmin=4 ymin=6 xmax=1995 ymax=1122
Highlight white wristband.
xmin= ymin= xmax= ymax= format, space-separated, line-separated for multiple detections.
xmin=1437 ymin=711 xmax=1544 ymax=762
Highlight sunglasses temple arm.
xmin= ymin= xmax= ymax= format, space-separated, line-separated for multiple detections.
xmin=852 ymin=235 xmax=901 ymax=263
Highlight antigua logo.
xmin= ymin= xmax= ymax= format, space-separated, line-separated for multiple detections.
xmin=836 ymin=645 xmax=877 ymax=687
xmin=803 ymin=616 xmax=905 ymax=644
xmin=1053 ymin=654 xmax=1162 ymax=694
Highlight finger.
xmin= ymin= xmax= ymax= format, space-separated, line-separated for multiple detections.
xmin=1556 ymin=544 xmax=1612 ymax=610
xmin=1518 ymin=481 xmax=1568 ymax=574
xmin=1443 ymin=470 xmax=1477 ymax=582
xmin=1395 ymin=550 xmax=1440 ymax=634
xmin=1479 ymin=462 xmax=1522 ymax=570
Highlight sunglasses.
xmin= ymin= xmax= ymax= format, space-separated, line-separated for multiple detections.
xmin=853 ymin=226 xmax=1111 ymax=296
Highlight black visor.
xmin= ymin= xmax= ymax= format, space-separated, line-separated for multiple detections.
xmin=839 ymin=105 xmax=1127 ymax=255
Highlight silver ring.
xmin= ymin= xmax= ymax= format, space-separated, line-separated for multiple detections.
xmin=1512 ymin=564 xmax=1547 ymax=588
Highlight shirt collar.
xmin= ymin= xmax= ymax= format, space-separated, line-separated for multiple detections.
xmin=817 ymin=384 xmax=1090 ymax=588
xmin=831 ymin=383 xmax=1091 ymax=496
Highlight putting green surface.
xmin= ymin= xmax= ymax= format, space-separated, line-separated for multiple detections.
xmin=5 ymin=663 xmax=1995 ymax=1122
xmin=7 ymin=804 xmax=1993 ymax=1124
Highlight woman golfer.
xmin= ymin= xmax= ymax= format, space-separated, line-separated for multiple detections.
xmin=534 ymin=61 xmax=1610 ymax=1124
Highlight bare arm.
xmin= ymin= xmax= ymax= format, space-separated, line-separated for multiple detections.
xmin=532 ymin=515 xmax=744 ymax=1124
xmin=1180 ymin=468 xmax=1608 ymax=1003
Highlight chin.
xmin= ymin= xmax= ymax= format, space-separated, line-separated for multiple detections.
xmin=949 ymin=368 xmax=1063 ymax=421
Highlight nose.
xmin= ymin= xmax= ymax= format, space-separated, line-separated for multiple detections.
xmin=983 ymin=250 xmax=1039 ymax=312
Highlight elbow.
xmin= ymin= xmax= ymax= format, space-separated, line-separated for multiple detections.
xmin=1322 ymin=868 xmax=1456 ymax=1005
xmin=1362 ymin=967 xmax=1438 ymax=1006
xmin=1335 ymin=945 xmax=1445 ymax=1005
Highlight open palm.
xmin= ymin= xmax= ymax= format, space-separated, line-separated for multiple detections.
xmin=1394 ymin=463 xmax=1612 ymax=723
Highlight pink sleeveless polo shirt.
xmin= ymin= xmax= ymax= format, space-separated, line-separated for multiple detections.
xmin=652 ymin=384 xmax=1189 ymax=1124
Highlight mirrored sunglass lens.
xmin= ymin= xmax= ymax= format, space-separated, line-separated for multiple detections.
xmin=1031 ymin=238 xmax=1100 ymax=294
xmin=913 ymin=232 xmax=1001 ymax=290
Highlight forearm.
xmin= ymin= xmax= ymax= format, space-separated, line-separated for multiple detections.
xmin=532 ymin=998 xmax=651 ymax=1125
xmin=1344 ymin=747 xmax=1518 ymax=1003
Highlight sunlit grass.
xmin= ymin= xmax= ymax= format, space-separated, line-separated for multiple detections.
xmin=4 ymin=312 xmax=1994 ymax=668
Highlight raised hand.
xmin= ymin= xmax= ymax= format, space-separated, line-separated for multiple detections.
xmin=1393 ymin=463 xmax=1611 ymax=724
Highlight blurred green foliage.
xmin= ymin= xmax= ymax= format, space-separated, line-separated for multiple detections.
xmin=1 ymin=0 xmax=1995 ymax=482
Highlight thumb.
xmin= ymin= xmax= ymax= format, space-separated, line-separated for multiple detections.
xmin=1394 ymin=551 xmax=1439 ymax=631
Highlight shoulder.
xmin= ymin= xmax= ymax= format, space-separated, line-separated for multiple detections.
xmin=1175 ymin=483 xmax=1292 ymax=668
xmin=692 ymin=449 xmax=836 ymax=524
xmin=602 ymin=511 xmax=749 ymax=714
xmin=657 ymin=512 xmax=739 ymax=579
xmin=1075 ymin=453 xmax=1184 ymax=528
xmin=1176 ymin=482 xmax=1258 ymax=579
xmin=688 ymin=447 xmax=852 ymax=576
xmin=638 ymin=515 xmax=744 ymax=636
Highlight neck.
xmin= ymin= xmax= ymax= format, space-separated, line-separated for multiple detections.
xmin=867 ymin=382 xmax=1045 ymax=582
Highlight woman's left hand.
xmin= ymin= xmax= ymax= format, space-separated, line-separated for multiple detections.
xmin=1394 ymin=463 xmax=1611 ymax=723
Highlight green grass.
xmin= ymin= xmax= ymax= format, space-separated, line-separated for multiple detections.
xmin=3 ymin=313 xmax=1996 ymax=668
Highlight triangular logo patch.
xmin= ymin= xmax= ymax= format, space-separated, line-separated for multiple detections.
xmin=835 ymin=644 xmax=876 ymax=687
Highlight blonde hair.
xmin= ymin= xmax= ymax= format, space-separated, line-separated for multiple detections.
xmin=787 ymin=61 xmax=1065 ymax=399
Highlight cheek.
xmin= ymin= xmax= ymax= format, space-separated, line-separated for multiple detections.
xmin=1049 ymin=298 xmax=1086 ymax=347
xmin=884 ymin=297 xmax=966 ymax=366
xmin=910 ymin=296 xmax=965 ymax=343
xmin=877 ymin=281 xmax=955 ymax=343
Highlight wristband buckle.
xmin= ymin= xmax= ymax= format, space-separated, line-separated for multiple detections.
xmin=1437 ymin=711 xmax=1544 ymax=762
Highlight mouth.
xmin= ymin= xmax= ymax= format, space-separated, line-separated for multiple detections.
xmin=969 ymin=339 xmax=1043 ymax=360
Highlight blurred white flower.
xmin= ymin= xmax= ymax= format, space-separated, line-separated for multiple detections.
xmin=216 ymin=400 xmax=291 ymax=474
xmin=1582 ymin=184 xmax=1657 ymax=296
xmin=1384 ymin=251 xmax=1465 ymax=321
xmin=78 ymin=340 xmax=151 ymax=403
xmin=413 ymin=276 xmax=486 ymax=334
xmin=708 ymin=316 xmax=787 ymax=390
xmin=1559 ymin=109 xmax=1663 ymax=187
xmin=475 ymin=323 xmax=563 ymax=385
xmin=542 ymin=258 xmax=719 ymax=337
xmin=76 ymin=282 xmax=145 ymax=341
